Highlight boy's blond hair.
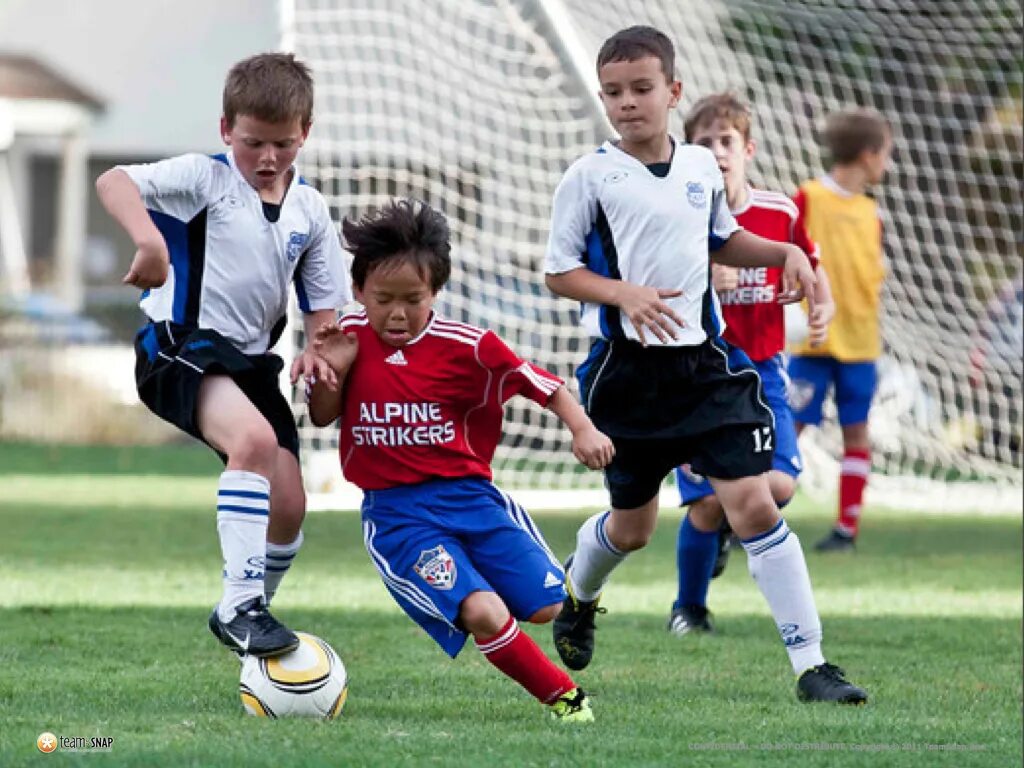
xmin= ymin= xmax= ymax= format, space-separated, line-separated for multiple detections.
xmin=824 ymin=107 xmax=890 ymax=165
xmin=684 ymin=92 xmax=753 ymax=143
xmin=223 ymin=52 xmax=314 ymax=129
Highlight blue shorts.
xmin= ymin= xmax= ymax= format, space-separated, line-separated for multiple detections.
xmin=675 ymin=354 xmax=802 ymax=505
xmin=787 ymin=356 xmax=877 ymax=427
xmin=361 ymin=477 xmax=566 ymax=658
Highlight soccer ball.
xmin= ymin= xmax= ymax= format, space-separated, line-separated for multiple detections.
xmin=239 ymin=632 xmax=348 ymax=719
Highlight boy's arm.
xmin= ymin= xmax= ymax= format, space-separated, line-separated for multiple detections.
xmin=290 ymin=309 xmax=341 ymax=391
xmin=712 ymin=230 xmax=817 ymax=314
xmin=95 ymin=169 xmax=169 ymax=289
xmin=806 ymin=265 xmax=835 ymax=346
xmin=545 ymin=268 xmax=684 ymax=346
xmin=306 ymin=321 xmax=359 ymax=427
xmin=545 ymin=386 xmax=614 ymax=470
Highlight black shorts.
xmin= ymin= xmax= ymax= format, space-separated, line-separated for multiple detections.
xmin=134 ymin=321 xmax=300 ymax=462
xmin=579 ymin=337 xmax=773 ymax=509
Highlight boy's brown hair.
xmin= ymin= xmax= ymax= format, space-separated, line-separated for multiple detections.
xmin=684 ymin=92 xmax=752 ymax=142
xmin=223 ymin=52 xmax=314 ymax=129
xmin=824 ymin=107 xmax=890 ymax=165
xmin=597 ymin=26 xmax=675 ymax=82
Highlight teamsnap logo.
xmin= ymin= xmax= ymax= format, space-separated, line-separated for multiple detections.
xmin=414 ymin=545 xmax=457 ymax=590
xmin=686 ymin=182 xmax=706 ymax=208
xmin=286 ymin=231 xmax=310 ymax=263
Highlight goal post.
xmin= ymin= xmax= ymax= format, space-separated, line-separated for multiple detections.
xmin=284 ymin=0 xmax=1022 ymax=512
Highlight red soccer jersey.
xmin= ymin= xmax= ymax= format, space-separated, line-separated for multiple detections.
xmin=717 ymin=187 xmax=820 ymax=361
xmin=335 ymin=311 xmax=563 ymax=490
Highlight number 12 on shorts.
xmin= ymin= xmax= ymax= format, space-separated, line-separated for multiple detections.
xmin=752 ymin=426 xmax=773 ymax=453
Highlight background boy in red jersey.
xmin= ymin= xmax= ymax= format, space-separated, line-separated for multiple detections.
xmin=788 ymin=108 xmax=892 ymax=552
xmin=307 ymin=199 xmax=613 ymax=723
xmin=669 ymin=92 xmax=835 ymax=636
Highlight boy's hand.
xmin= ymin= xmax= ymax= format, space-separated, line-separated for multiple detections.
xmin=616 ymin=283 xmax=685 ymax=346
xmin=571 ymin=425 xmax=615 ymax=470
xmin=807 ymin=296 xmax=835 ymax=347
xmin=291 ymin=347 xmax=339 ymax=392
xmin=711 ymin=264 xmax=739 ymax=292
xmin=122 ymin=238 xmax=170 ymax=289
xmin=311 ymin=322 xmax=359 ymax=376
xmin=779 ymin=247 xmax=817 ymax=317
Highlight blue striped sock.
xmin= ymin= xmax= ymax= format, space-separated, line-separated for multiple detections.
xmin=673 ymin=513 xmax=718 ymax=610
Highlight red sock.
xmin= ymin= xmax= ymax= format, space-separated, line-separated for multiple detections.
xmin=838 ymin=448 xmax=871 ymax=536
xmin=475 ymin=616 xmax=575 ymax=704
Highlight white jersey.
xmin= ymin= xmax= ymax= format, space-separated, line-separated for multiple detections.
xmin=119 ymin=152 xmax=351 ymax=354
xmin=544 ymin=138 xmax=740 ymax=347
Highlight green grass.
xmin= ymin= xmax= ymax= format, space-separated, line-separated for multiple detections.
xmin=0 ymin=443 xmax=1021 ymax=767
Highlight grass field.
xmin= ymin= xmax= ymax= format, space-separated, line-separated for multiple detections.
xmin=1 ymin=442 xmax=1021 ymax=767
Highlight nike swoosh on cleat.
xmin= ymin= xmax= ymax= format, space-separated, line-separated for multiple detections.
xmin=223 ymin=628 xmax=251 ymax=651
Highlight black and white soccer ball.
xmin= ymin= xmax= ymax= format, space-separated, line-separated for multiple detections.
xmin=239 ymin=632 xmax=348 ymax=719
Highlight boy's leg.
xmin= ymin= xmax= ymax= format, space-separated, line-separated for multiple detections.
xmin=818 ymin=360 xmax=877 ymax=549
xmin=670 ymin=493 xmax=722 ymax=636
xmin=712 ymin=473 xmax=866 ymax=703
xmin=462 ymin=591 xmax=589 ymax=721
xmin=264 ymin=447 xmax=306 ymax=605
xmin=198 ymin=375 xmax=298 ymax=656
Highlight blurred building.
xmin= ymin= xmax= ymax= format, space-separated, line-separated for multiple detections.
xmin=0 ymin=0 xmax=278 ymax=332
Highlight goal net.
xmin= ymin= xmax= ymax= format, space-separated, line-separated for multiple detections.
xmin=284 ymin=0 xmax=1022 ymax=512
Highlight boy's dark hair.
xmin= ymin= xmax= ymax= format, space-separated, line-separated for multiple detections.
xmin=223 ymin=52 xmax=314 ymax=129
xmin=824 ymin=107 xmax=891 ymax=165
xmin=344 ymin=199 xmax=451 ymax=293
xmin=597 ymin=26 xmax=674 ymax=81
xmin=684 ymin=92 xmax=752 ymax=142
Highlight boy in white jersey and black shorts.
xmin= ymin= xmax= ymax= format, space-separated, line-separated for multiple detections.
xmin=308 ymin=199 xmax=614 ymax=723
xmin=545 ymin=26 xmax=867 ymax=703
xmin=96 ymin=53 xmax=351 ymax=658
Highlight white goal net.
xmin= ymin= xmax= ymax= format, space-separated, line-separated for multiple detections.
xmin=284 ymin=0 xmax=1022 ymax=512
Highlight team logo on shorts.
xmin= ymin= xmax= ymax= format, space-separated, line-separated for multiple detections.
xmin=788 ymin=379 xmax=816 ymax=412
xmin=286 ymin=231 xmax=310 ymax=263
xmin=414 ymin=545 xmax=457 ymax=590
xmin=686 ymin=182 xmax=706 ymax=208
xmin=680 ymin=463 xmax=704 ymax=484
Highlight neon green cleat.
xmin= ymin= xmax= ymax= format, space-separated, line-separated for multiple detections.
xmin=548 ymin=687 xmax=594 ymax=723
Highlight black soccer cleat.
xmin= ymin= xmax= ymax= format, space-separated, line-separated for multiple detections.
xmin=552 ymin=560 xmax=606 ymax=671
xmin=814 ymin=528 xmax=856 ymax=552
xmin=797 ymin=663 xmax=868 ymax=704
xmin=667 ymin=603 xmax=714 ymax=636
xmin=208 ymin=596 xmax=299 ymax=658
xmin=711 ymin=522 xmax=736 ymax=579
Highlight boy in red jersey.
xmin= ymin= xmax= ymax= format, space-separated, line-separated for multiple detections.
xmin=307 ymin=199 xmax=614 ymax=723
xmin=788 ymin=108 xmax=892 ymax=552
xmin=669 ymin=93 xmax=835 ymax=637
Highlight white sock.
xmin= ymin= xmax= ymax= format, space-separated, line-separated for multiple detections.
xmin=264 ymin=530 xmax=304 ymax=606
xmin=568 ymin=511 xmax=627 ymax=602
xmin=216 ymin=470 xmax=270 ymax=622
xmin=742 ymin=519 xmax=825 ymax=674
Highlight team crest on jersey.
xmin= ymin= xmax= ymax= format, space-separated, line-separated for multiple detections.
xmin=414 ymin=545 xmax=457 ymax=590
xmin=286 ymin=231 xmax=310 ymax=263
xmin=604 ymin=170 xmax=628 ymax=185
xmin=686 ymin=182 xmax=706 ymax=208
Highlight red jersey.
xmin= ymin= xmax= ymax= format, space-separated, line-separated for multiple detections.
xmin=717 ymin=187 xmax=819 ymax=361
xmin=335 ymin=311 xmax=563 ymax=490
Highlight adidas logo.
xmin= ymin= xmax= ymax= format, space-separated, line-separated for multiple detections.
xmin=544 ymin=571 xmax=563 ymax=588
xmin=385 ymin=349 xmax=407 ymax=365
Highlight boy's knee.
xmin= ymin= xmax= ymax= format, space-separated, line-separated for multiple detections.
xmin=227 ymin=422 xmax=279 ymax=469
xmin=526 ymin=602 xmax=562 ymax=625
xmin=688 ymin=496 xmax=725 ymax=531
xmin=768 ymin=473 xmax=797 ymax=508
xmin=609 ymin=529 xmax=652 ymax=552
xmin=459 ymin=591 xmax=510 ymax=637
